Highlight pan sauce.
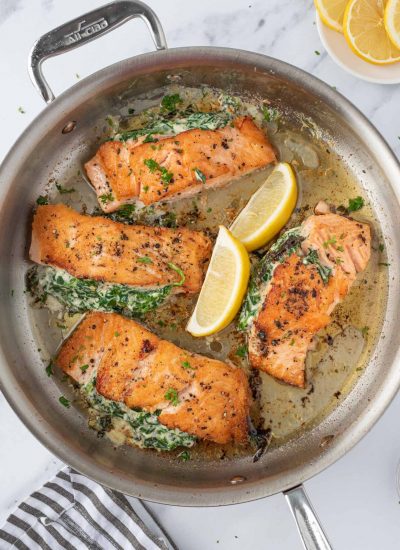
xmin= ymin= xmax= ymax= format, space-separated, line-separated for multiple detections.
xmin=29 ymin=85 xmax=388 ymax=461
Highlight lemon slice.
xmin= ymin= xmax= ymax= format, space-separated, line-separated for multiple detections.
xmin=343 ymin=0 xmax=400 ymax=64
xmin=385 ymin=0 xmax=400 ymax=48
xmin=230 ymin=162 xmax=297 ymax=252
xmin=186 ymin=226 xmax=250 ymax=337
xmin=315 ymin=0 xmax=348 ymax=32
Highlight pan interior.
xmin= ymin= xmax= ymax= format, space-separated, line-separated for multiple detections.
xmin=0 ymin=50 xmax=399 ymax=505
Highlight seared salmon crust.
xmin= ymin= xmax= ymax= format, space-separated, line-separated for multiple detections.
xmin=55 ymin=312 xmax=250 ymax=444
xmin=248 ymin=210 xmax=371 ymax=388
xmin=30 ymin=204 xmax=211 ymax=293
xmin=85 ymin=116 xmax=276 ymax=212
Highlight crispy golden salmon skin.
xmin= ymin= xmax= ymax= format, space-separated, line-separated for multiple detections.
xmin=55 ymin=312 xmax=250 ymax=444
xmin=30 ymin=204 xmax=211 ymax=293
xmin=248 ymin=207 xmax=371 ymax=388
xmin=85 ymin=116 xmax=276 ymax=212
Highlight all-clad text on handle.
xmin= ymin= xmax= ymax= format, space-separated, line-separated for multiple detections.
xmin=28 ymin=0 xmax=167 ymax=103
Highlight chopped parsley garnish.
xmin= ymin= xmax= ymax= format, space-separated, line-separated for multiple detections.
xmin=262 ymin=106 xmax=279 ymax=122
xmin=143 ymin=133 xmax=158 ymax=143
xmin=164 ymin=388 xmax=180 ymax=406
xmin=235 ymin=345 xmax=248 ymax=358
xmin=45 ymin=361 xmax=54 ymax=377
xmin=178 ymin=450 xmax=191 ymax=461
xmin=143 ymin=159 xmax=173 ymax=185
xmin=194 ymin=168 xmax=206 ymax=184
xmin=315 ymin=50 xmax=321 ymax=55
xmin=361 ymin=326 xmax=369 ymax=337
xmin=336 ymin=245 xmax=344 ymax=252
xmin=161 ymin=93 xmax=183 ymax=113
xmin=323 ymin=236 xmax=337 ymax=248
xmin=348 ymin=196 xmax=364 ymax=212
xmin=80 ymin=364 xmax=89 ymax=372
xmin=99 ymin=193 xmax=114 ymax=204
xmin=143 ymin=185 xmax=149 ymax=193
xmin=182 ymin=360 xmax=194 ymax=370
xmin=36 ymin=195 xmax=48 ymax=205
xmin=114 ymin=331 xmax=120 ymax=337
xmin=59 ymin=395 xmax=70 ymax=408
xmin=378 ymin=243 xmax=384 ymax=252
xmin=161 ymin=169 xmax=173 ymax=185
xmin=18 ymin=106 xmax=26 ymax=114
xmin=56 ymin=183 xmax=75 ymax=194
xmin=137 ymin=256 xmax=153 ymax=264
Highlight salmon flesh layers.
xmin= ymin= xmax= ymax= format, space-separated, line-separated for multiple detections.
xmin=30 ymin=204 xmax=211 ymax=293
xmin=85 ymin=116 xmax=276 ymax=212
xmin=244 ymin=209 xmax=371 ymax=388
xmin=55 ymin=312 xmax=250 ymax=444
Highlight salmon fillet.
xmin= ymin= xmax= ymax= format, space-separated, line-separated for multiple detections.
xmin=55 ymin=312 xmax=250 ymax=444
xmin=85 ymin=116 xmax=276 ymax=212
xmin=30 ymin=204 xmax=211 ymax=293
xmin=248 ymin=208 xmax=371 ymax=388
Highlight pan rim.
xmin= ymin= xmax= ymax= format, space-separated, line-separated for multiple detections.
xmin=1 ymin=45 xmax=400 ymax=506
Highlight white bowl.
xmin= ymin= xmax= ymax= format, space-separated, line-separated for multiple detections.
xmin=316 ymin=13 xmax=400 ymax=84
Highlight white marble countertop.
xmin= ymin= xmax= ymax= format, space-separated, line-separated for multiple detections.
xmin=1 ymin=1 xmax=400 ymax=548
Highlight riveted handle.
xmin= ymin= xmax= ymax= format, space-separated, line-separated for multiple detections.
xmin=284 ymin=485 xmax=333 ymax=550
xmin=28 ymin=0 xmax=167 ymax=104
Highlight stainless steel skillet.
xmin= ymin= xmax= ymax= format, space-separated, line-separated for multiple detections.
xmin=1 ymin=2 xmax=400 ymax=549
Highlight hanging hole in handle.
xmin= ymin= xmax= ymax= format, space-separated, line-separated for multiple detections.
xmin=29 ymin=0 xmax=167 ymax=104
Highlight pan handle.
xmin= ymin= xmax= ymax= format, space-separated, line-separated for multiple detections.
xmin=28 ymin=0 xmax=167 ymax=104
xmin=284 ymin=485 xmax=333 ymax=550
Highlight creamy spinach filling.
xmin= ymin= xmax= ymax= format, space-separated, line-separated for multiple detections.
xmin=302 ymin=248 xmax=332 ymax=284
xmin=114 ymin=111 xmax=233 ymax=143
xmin=27 ymin=263 xmax=184 ymax=317
xmin=82 ymin=378 xmax=196 ymax=451
xmin=238 ymin=228 xmax=332 ymax=331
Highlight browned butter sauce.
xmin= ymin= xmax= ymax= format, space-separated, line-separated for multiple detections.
xmin=30 ymin=85 xmax=388 ymax=462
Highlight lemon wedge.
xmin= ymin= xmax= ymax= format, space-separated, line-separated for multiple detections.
xmin=343 ymin=0 xmax=400 ymax=64
xmin=186 ymin=226 xmax=250 ymax=337
xmin=230 ymin=162 xmax=297 ymax=252
xmin=385 ymin=0 xmax=400 ymax=48
xmin=314 ymin=0 xmax=348 ymax=32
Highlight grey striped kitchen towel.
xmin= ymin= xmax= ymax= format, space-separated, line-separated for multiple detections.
xmin=0 ymin=468 xmax=176 ymax=550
